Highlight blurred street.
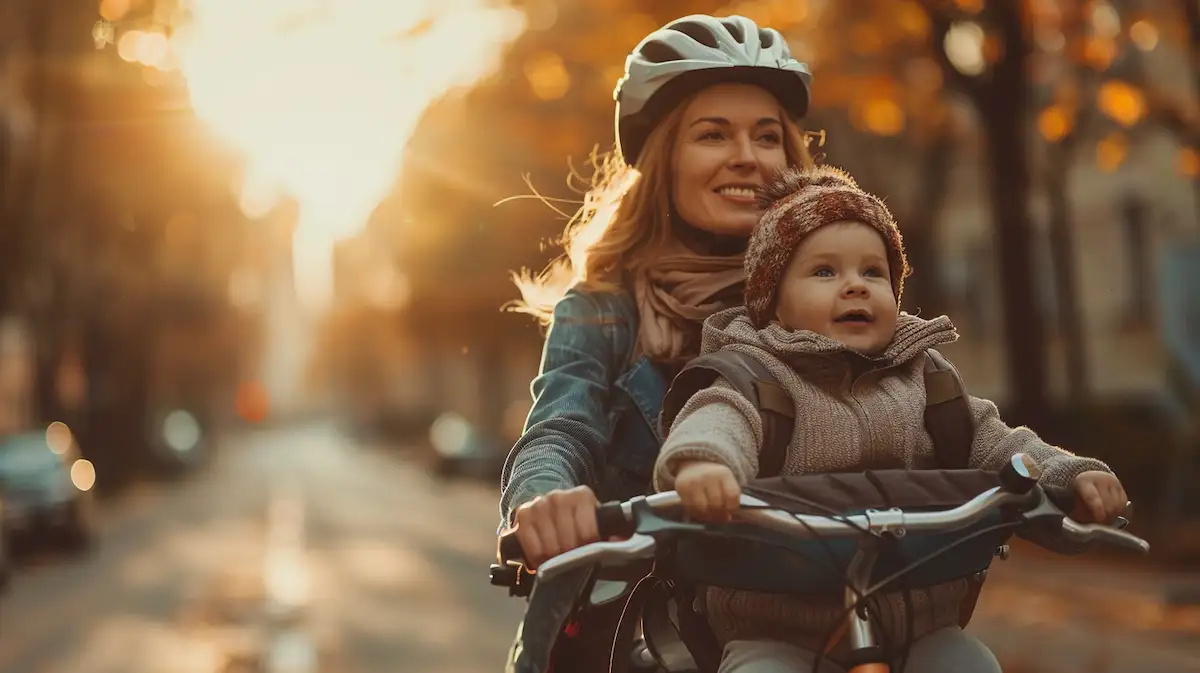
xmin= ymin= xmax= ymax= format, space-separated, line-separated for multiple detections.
xmin=0 ymin=422 xmax=524 ymax=673
xmin=0 ymin=421 xmax=1195 ymax=673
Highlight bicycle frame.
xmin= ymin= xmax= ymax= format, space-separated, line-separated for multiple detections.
xmin=845 ymin=543 xmax=886 ymax=671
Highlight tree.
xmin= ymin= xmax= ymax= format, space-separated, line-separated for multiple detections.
xmin=789 ymin=0 xmax=961 ymax=318
xmin=1029 ymin=0 xmax=1108 ymax=401
xmin=0 ymin=0 xmax=53 ymax=318
xmin=925 ymin=2 xmax=1048 ymax=424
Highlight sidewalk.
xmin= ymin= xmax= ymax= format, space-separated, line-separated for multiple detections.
xmin=970 ymin=540 xmax=1200 ymax=673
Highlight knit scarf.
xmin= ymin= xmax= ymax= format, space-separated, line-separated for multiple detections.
xmin=633 ymin=238 xmax=745 ymax=363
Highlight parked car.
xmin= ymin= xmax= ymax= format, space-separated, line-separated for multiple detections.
xmin=0 ymin=424 xmax=96 ymax=553
xmin=428 ymin=412 xmax=506 ymax=481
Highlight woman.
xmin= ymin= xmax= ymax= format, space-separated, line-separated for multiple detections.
xmin=501 ymin=14 xmax=815 ymax=673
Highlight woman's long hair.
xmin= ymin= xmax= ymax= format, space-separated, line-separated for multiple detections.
xmin=508 ymin=93 xmax=817 ymax=324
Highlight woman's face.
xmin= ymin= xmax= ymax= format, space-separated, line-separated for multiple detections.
xmin=671 ymin=83 xmax=789 ymax=238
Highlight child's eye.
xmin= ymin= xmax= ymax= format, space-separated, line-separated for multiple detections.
xmin=863 ymin=266 xmax=885 ymax=278
xmin=813 ymin=267 xmax=835 ymax=278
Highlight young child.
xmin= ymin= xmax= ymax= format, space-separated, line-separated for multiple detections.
xmin=653 ymin=166 xmax=1129 ymax=673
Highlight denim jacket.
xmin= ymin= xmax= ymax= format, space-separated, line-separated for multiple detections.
xmin=499 ymin=285 xmax=670 ymax=673
xmin=500 ymin=285 xmax=669 ymax=524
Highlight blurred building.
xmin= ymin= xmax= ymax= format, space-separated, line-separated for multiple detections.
xmin=0 ymin=0 xmax=262 ymax=482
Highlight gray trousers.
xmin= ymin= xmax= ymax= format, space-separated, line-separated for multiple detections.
xmin=718 ymin=626 xmax=1002 ymax=673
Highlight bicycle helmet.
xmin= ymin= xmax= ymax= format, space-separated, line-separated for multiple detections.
xmin=614 ymin=14 xmax=813 ymax=166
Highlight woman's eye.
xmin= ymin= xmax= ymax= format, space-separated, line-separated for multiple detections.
xmin=759 ymin=132 xmax=782 ymax=144
xmin=699 ymin=130 xmax=724 ymax=141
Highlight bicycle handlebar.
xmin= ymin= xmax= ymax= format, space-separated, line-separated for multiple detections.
xmin=512 ymin=485 xmax=1146 ymax=582
xmin=492 ymin=458 xmax=1147 ymax=585
xmin=496 ymin=460 xmax=1148 ymax=587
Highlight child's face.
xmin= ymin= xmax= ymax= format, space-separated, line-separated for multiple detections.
xmin=774 ymin=220 xmax=898 ymax=354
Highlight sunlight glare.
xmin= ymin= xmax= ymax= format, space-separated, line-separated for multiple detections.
xmin=171 ymin=0 xmax=527 ymax=311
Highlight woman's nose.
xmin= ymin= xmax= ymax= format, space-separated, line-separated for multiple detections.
xmin=727 ymin=135 xmax=758 ymax=170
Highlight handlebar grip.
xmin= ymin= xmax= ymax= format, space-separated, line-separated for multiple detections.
xmin=596 ymin=501 xmax=634 ymax=539
xmin=496 ymin=501 xmax=634 ymax=565
xmin=498 ymin=529 xmax=524 ymax=564
xmin=1042 ymin=484 xmax=1077 ymax=514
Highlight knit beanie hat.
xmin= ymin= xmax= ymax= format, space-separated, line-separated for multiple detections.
xmin=744 ymin=165 xmax=910 ymax=328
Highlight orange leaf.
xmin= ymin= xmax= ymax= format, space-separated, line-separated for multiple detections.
xmin=1083 ymin=37 xmax=1118 ymax=70
xmin=1097 ymin=80 xmax=1147 ymax=128
xmin=1095 ymin=132 xmax=1128 ymax=172
xmin=859 ymin=97 xmax=905 ymax=136
xmin=1037 ymin=105 xmax=1073 ymax=143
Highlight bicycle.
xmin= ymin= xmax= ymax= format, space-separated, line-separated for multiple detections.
xmin=492 ymin=454 xmax=1148 ymax=673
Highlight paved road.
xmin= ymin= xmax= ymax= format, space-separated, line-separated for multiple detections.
xmin=972 ymin=542 xmax=1200 ymax=672
xmin=0 ymin=421 xmax=1196 ymax=673
xmin=0 ymin=422 xmax=523 ymax=673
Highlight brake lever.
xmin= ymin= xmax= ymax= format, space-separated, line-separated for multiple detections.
xmin=1022 ymin=490 xmax=1134 ymax=528
xmin=1022 ymin=488 xmax=1148 ymax=551
xmin=1060 ymin=518 xmax=1150 ymax=554
xmin=537 ymin=533 xmax=658 ymax=582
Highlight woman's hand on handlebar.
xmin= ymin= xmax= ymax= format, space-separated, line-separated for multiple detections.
xmin=511 ymin=486 xmax=600 ymax=570
xmin=1070 ymin=470 xmax=1128 ymax=524
xmin=675 ymin=460 xmax=741 ymax=523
